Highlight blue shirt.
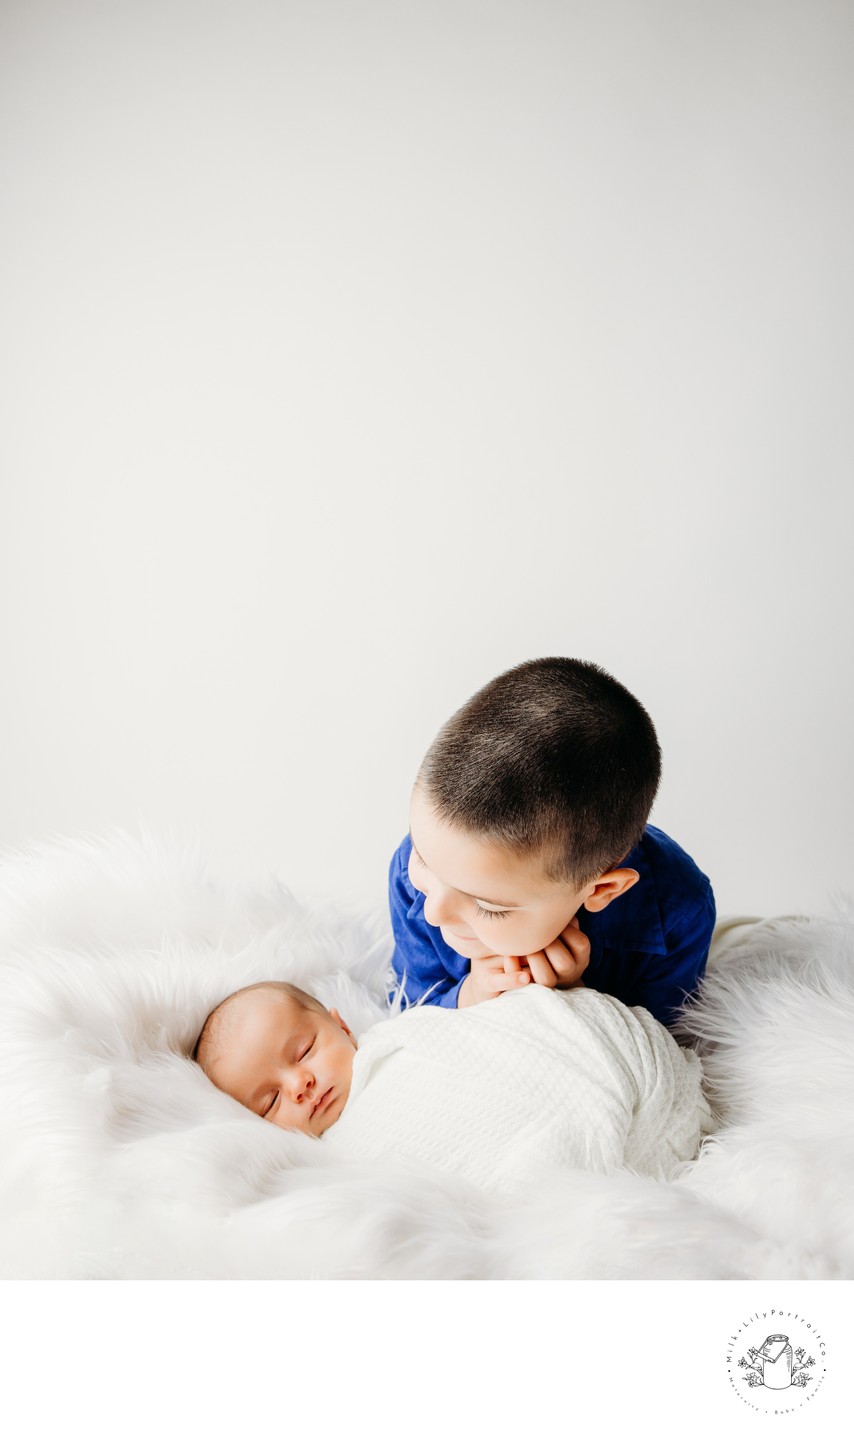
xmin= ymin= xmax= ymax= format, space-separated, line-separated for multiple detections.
xmin=389 ymin=826 xmax=715 ymax=1028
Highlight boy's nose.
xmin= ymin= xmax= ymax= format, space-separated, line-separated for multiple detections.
xmin=423 ymin=883 xmax=462 ymax=928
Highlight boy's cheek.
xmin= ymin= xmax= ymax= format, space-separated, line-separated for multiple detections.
xmin=506 ymin=919 xmax=575 ymax=956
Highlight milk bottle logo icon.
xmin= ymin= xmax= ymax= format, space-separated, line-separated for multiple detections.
xmin=739 ymin=1333 xmax=816 ymax=1390
xmin=755 ymin=1335 xmax=793 ymax=1389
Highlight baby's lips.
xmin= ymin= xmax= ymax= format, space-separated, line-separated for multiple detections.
xmin=312 ymin=1087 xmax=334 ymax=1117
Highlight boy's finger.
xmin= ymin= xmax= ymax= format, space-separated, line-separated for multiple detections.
xmin=559 ymin=923 xmax=591 ymax=959
xmin=488 ymin=967 xmax=530 ymax=993
xmin=502 ymin=955 xmax=525 ymax=975
xmin=543 ymin=938 xmax=586 ymax=981
xmin=525 ymin=950 xmax=558 ymax=987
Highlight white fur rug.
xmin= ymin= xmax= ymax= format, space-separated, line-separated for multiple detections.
xmin=1 ymin=831 xmax=852 ymax=1279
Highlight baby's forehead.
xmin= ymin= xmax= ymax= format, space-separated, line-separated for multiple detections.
xmin=231 ymin=985 xmax=303 ymax=1026
xmin=215 ymin=987 xmax=304 ymax=1050
xmin=206 ymin=989 xmax=304 ymax=1081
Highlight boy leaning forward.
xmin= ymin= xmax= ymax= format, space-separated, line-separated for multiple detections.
xmin=389 ymin=657 xmax=715 ymax=1030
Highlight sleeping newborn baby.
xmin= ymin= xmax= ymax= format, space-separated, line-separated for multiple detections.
xmin=194 ymin=980 xmax=713 ymax=1193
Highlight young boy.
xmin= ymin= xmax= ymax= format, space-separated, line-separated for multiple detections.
xmin=193 ymin=979 xmax=712 ymax=1193
xmin=390 ymin=657 xmax=715 ymax=1028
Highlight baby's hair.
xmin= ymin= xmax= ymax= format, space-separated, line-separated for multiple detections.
xmin=417 ymin=656 xmax=661 ymax=889
xmin=193 ymin=980 xmax=326 ymax=1073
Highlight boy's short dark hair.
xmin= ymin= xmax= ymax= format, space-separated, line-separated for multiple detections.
xmin=417 ymin=657 xmax=662 ymax=889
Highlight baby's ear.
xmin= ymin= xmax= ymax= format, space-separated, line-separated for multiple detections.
xmin=329 ymin=1007 xmax=353 ymax=1038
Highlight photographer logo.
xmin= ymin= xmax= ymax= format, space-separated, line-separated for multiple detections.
xmin=726 ymin=1310 xmax=828 ymax=1413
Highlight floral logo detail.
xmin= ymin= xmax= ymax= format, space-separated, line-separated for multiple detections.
xmin=738 ymin=1335 xmax=816 ymax=1391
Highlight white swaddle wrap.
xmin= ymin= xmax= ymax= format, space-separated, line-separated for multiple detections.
xmin=328 ymin=985 xmax=713 ymax=1193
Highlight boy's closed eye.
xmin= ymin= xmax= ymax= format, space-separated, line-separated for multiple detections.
xmin=411 ymin=845 xmax=511 ymax=919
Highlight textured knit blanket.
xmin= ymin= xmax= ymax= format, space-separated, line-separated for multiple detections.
xmin=329 ymin=985 xmax=713 ymax=1192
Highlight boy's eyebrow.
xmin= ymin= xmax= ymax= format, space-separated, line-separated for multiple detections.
xmin=408 ymin=834 xmax=525 ymax=909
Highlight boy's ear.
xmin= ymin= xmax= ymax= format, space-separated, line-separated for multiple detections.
xmin=582 ymin=867 xmax=640 ymax=912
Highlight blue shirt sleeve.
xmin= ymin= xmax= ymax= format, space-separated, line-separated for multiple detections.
xmin=388 ymin=835 xmax=468 ymax=1009
xmin=578 ymin=825 xmax=716 ymax=1029
xmin=630 ymin=882 xmax=716 ymax=1027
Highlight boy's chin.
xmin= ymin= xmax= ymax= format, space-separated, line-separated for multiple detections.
xmin=440 ymin=927 xmax=491 ymax=959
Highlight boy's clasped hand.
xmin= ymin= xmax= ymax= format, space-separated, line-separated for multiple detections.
xmin=458 ymin=915 xmax=590 ymax=1007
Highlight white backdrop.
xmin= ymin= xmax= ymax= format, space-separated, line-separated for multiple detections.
xmin=2 ymin=0 xmax=852 ymax=917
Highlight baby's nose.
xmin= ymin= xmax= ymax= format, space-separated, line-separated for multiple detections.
xmin=291 ymin=1069 xmax=315 ymax=1103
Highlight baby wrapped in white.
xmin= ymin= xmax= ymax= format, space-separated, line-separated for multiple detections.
xmin=329 ymin=984 xmax=713 ymax=1194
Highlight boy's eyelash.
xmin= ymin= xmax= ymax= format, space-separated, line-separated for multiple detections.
xmin=263 ymin=1093 xmax=279 ymax=1117
xmin=474 ymin=903 xmax=510 ymax=920
xmin=412 ymin=846 xmax=510 ymax=920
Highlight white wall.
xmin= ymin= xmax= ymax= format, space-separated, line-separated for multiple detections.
xmin=2 ymin=0 xmax=852 ymax=916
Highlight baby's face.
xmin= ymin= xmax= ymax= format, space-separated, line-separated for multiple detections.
xmin=207 ymin=990 xmax=357 ymax=1135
